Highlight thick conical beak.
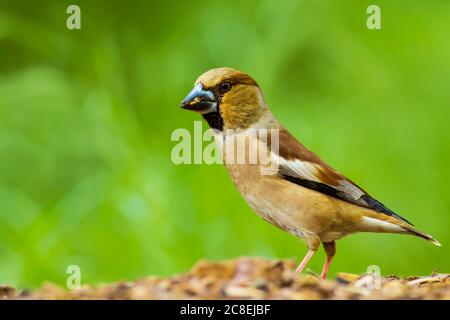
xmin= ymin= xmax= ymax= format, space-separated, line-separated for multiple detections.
xmin=180 ymin=83 xmax=217 ymax=114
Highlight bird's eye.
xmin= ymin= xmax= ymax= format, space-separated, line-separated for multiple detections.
xmin=219 ymin=82 xmax=232 ymax=93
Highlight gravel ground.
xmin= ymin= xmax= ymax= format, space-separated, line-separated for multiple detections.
xmin=2 ymin=257 xmax=449 ymax=300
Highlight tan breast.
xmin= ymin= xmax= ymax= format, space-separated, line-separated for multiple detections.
xmin=218 ymin=130 xmax=375 ymax=243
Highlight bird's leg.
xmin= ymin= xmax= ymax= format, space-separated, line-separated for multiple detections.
xmin=320 ymin=241 xmax=336 ymax=280
xmin=296 ymin=235 xmax=320 ymax=274
xmin=295 ymin=249 xmax=316 ymax=274
xmin=320 ymin=255 xmax=334 ymax=279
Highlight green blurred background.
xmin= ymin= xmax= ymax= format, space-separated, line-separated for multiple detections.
xmin=0 ymin=0 xmax=449 ymax=289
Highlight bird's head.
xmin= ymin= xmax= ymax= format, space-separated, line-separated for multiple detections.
xmin=181 ymin=67 xmax=266 ymax=131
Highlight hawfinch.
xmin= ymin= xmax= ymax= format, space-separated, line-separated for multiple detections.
xmin=180 ymin=67 xmax=440 ymax=279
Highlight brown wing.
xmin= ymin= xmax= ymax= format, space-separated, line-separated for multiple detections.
xmin=273 ymin=128 xmax=413 ymax=225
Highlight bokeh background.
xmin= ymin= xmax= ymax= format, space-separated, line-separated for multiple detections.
xmin=0 ymin=0 xmax=449 ymax=289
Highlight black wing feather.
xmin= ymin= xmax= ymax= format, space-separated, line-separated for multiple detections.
xmin=281 ymin=174 xmax=413 ymax=225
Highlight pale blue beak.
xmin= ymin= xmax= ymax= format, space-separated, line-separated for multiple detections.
xmin=181 ymin=83 xmax=217 ymax=114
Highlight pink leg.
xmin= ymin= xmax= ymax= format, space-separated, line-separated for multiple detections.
xmin=295 ymin=250 xmax=316 ymax=274
xmin=320 ymin=255 xmax=334 ymax=279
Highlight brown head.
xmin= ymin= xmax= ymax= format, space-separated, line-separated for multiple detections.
xmin=180 ymin=67 xmax=266 ymax=131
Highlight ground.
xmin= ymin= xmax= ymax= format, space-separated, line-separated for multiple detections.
xmin=1 ymin=257 xmax=449 ymax=300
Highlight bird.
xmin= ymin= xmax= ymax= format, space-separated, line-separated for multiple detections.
xmin=180 ymin=67 xmax=441 ymax=279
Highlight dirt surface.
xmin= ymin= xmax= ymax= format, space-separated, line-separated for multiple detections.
xmin=2 ymin=257 xmax=449 ymax=300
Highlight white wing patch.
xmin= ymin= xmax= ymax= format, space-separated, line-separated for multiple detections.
xmin=272 ymin=153 xmax=365 ymax=201
xmin=276 ymin=156 xmax=321 ymax=183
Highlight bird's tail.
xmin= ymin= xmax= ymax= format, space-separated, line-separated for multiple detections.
xmin=405 ymin=227 xmax=441 ymax=246
xmin=364 ymin=212 xmax=441 ymax=247
xmin=397 ymin=221 xmax=442 ymax=246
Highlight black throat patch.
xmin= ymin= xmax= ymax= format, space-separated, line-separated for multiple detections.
xmin=203 ymin=112 xmax=224 ymax=131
